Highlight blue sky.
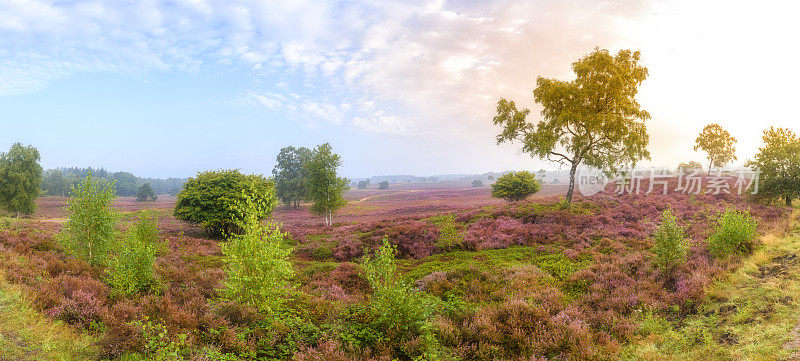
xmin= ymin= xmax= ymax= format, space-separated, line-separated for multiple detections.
xmin=1 ymin=0 xmax=799 ymax=178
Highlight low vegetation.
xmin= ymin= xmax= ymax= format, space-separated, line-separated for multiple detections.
xmin=707 ymin=208 xmax=760 ymax=258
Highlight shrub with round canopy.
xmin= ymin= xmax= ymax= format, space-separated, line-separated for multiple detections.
xmin=173 ymin=169 xmax=276 ymax=238
xmin=491 ymin=171 xmax=541 ymax=202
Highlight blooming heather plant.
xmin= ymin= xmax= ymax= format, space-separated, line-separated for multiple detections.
xmin=707 ymin=208 xmax=759 ymax=257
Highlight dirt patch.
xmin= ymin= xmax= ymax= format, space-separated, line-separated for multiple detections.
xmin=717 ymin=331 xmax=739 ymax=346
xmin=756 ymin=253 xmax=798 ymax=279
xmin=717 ymin=304 xmax=738 ymax=317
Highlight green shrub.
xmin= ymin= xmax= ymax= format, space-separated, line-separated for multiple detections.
xmin=432 ymin=213 xmax=463 ymax=250
xmin=707 ymin=208 xmax=759 ymax=258
xmin=220 ymin=203 xmax=295 ymax=315
xmin=106 ymin=211 xmax=164 ymax=295
xmin=59 ymin=174 xmax=118 ymax=266
xmin=252 ymin=314 xmax=323 ymax=359
xmin=651 ymin=209 xmax=687 ymax=273
xmin=311 ymin=246 xmax=334 ymax=260
xmin=136 ymin=183 xmax=158 ymax=202
xmin=174 ymin=169 xmax=276 ymax=238
xmin=361 ymin=238 xmax=441 ymax=359
xmin=491 ymin=171 xmax=541 ymax=202
xmin=123 ymin=318 xmax=189 ymax=361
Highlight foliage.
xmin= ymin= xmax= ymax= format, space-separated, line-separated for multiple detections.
xmin=471 ymin=179 xmax=483 ymax=187
xmin=173 ymin=169 xmax=276 ymax=238
xmin=0 ymin=142 xmax=43 ymax=216
xmin=651 ymin=209 xmax=687 ymax=274
xmin=432 ymin=213 xmax=463 ymax=250
xmin=272 ymin=146 xmax=312 ymax=209
xmin=136 ymin=183 xmax=158 ymax=202
xmin=220 ymin=203 xmax=295 ymax=314
xmin=41 ymin=167 xmax=186 ymax=197
xmin=360 ymin=238 xmax=440 ymax=359
xmin=0 ymin=175 xmax=790 ymax=360
xmin=494 ymin=48 xmax=651 ymax=207
xmin=60 ymin=174 xmax=118 ymax=266
xmin=356 ymin=180 xmax=369 ymax=189
xmin=746 ymin=127 xmax=800 ymax=206
xmin=490 ymin=171 xmax=541 ymax=202
xmin=126 ymin=318 xmax=189 ymax=360
xmin=304 ymin=143 xmax=349 ymax=226
xmin=105 ymin=211 xmax=164 ymax=295
xmin=707 ymin=208 xmax=759 ymax=258
xmin=676 ymin=161 xmax=703 ymax=174
xmin=41 ymin=169 xmax=70 ymax=196
xmin=378 ymin=181 xmax=389 ymax=190
xmin=694 ymin=123 xmax=737 ymax=173
xmin=112 ymin=172 xmax=139 ymax=197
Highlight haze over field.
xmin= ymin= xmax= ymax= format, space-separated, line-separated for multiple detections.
xmin=1 ymin=0 xmax=798 ymax=178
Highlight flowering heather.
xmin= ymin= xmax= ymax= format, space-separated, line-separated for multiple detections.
xmin=0 ymin=186 xmax=790 ymax=360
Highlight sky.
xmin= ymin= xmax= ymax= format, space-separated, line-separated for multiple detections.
xmin=1 ymin=0 xmax=799 ymax=179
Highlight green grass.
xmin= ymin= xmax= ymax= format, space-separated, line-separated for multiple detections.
xmin=0 ymin=276 xmax=97 ymax=361
xmin=400 ymin=246 xmax=589 ymax=283
xmin=622 ymin=209 xmax=800 ymax=360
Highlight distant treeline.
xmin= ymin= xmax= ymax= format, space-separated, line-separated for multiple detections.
xmin=40 ymin=167 xmax=187 ymax=197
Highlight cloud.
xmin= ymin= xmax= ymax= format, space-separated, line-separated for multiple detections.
xmin=353 ymin=111 xmax=409 ymax=134
xmin=0 ymin=0 xmax=649 ymax=145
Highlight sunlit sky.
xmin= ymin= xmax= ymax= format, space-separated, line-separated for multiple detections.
xmin=1 ymin=0 xmax=798 ymax=178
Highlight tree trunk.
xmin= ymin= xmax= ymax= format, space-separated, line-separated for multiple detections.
xmin=565 ymin=161 xmax=579 ymax=208
xmin=786 ymin=195 xmax=792 ymax=206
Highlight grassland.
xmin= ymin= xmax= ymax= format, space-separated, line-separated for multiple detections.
xmin=0 ymin=274 xmax=97 ymax=361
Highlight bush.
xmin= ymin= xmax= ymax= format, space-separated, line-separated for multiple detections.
xmin=471 ymin=179 xmax=484 ymax=187
xmin=433 ymin=213 xmax=463 ymax=250
xmin=106 ymin=211 xmax=164 ymax=295
xmin=220 ymin=205 xmax=295 ymax=315
xmin=59 ymin=174 xmax=118 ymax=266
xmin=136 ymin=183 xmax=158 ymax=202
xmin=651 ymin=209 xmax=687 ymax=273
xmin=125 ymin=318 xmax=189 ymax=360
xmin=491 ymin=171 xmax=541 ymax=202
xmin=360 ymin=238 xmax=440 ymax=359
xmin=707 ymin=208 xmax=759 ymax=258
xmin=174 ymin=169 xmax=276 ymax=238
xmin=378 ymin=181 xmax=389 ymax=190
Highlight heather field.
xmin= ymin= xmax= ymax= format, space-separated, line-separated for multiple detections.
xmin=0 ymin=181 xmax=794 ymax=360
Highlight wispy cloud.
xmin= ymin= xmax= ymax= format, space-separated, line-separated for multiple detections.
xmin=0 ymin=0 xmax=647 ymax=138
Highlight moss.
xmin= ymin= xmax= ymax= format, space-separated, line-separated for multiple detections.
xmin=294 ymin=261 xmax=338 ymax=284
xmin=182 ymin=253 xmax=224 ymax=270
xmin=310 ymin=246 xmax=334 ymax=260
xmin=400 ymin=246 xmax=590 ymax=283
